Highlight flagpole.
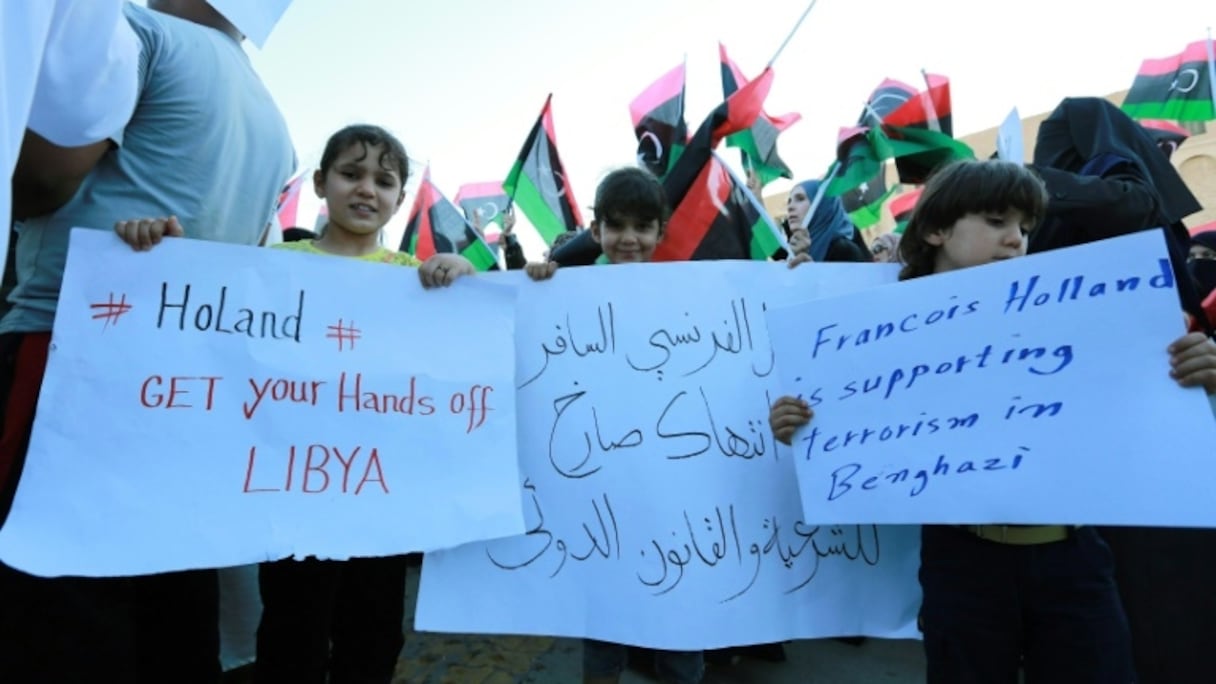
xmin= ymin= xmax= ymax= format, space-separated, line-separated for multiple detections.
xmin=766 ymin=0 xmax=819 ymax=68
xmin=1205 ymin=29 xmax=1216 ymax=119
xmin=919 ymin=69 xmax=942 ymax=133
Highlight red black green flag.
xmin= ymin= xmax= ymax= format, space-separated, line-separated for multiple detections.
xmin=548 ymin=65 xmax=778 ymax=265
xmin=881 ymin=73 xmax=953 ymax=136
xmin=654 ymin=152 xmax=784 ymax=262
xmin=827 ymin=74 xmax=970 ymax=199
xmin=888 ymin=187 xmax=922 ymax=234
xmin=824 ymin=125 xmax=891 ymax=199
xmin=841 ymin=173 xmax=895 ymax=229
xmin=454 ymin=182 xmax=510 ymax=232
xmin=1123 ymin=40 xmax=1216 ymax=122
xmin=664 ymin=65 xmax=774 ymax=214
xmin=719 ymin=43 xmax=801 ymax=187
xmin=1139 ymin=119 xmax=1191 ymax=157
xmin=401 ymin=167 xmax=499 ymax=271
xmin=857 ymin=78 xmax=917 ymax=125
xmin=504 ymin=95 xmax=584 ymax=245
xmin=656 ymin=67 xmax=783 ymax=261
xmin=630 ymin=62 xmax=688 ymax=179
xmin=881 ymin=74 xmax=969 ymax=184
xmin=826 ymin=79 xmax=914 ymax=208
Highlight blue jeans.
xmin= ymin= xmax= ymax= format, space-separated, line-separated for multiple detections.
xmin=918 ymin=525 xmax=1135 ymax=684
xmin=582 ymin=639 xmax=703 ymax=683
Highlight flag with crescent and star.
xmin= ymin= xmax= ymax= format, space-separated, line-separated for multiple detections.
xmin=653 ymin=152 xmax=784 ymax=262
xmin=504 ymin=95 xmax=585 ymax=246
xmin=630 ymin=62 xmax=688 ymax=179
xmin=454 ymin=181 xmax=511 ymax=241
xmin=827 ymin=73 xmax=971 ymax=199
xmin=546 ymin=65 xmax=779 ymax=266
xmin=719 ymin=43 xmax=800 ymax=188
xmin=1123 ymin=40 xmax=1216 ymax=122
xmin=842 ymin=174 xmax=895 ymax=229
xmin=1139 ymin=119 xmax=1191 ymax=158
xmin=880 ymin=73 xmax=971 ymax=184
xmin=402 ymin=166 xmax=499 ymax=271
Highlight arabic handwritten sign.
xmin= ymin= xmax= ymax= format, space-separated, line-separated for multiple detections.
xmin=766 ymin=230 xmax=1216 ymax=525
xmin=418 ymin=261 xmax=921 ymax=650
xmin=0 ymin=229 xmax=524 ymax=577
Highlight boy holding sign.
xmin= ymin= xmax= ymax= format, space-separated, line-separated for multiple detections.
xmin=769 ymin=159 xmax=1216 ymax=683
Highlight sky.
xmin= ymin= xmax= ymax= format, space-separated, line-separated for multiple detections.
xmin=239 ymin=0 xmax=1215 ymax=258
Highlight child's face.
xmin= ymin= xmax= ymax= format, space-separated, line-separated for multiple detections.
xmin=314 ymin=142 xmax=405 ymax=236
xmin=925 ymin=208 xmax=1030 ymax=274
xmin=591 ymin=215 xmax=663 ymax=264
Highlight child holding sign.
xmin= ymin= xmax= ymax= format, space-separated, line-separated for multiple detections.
xmin=256 ymin=124 xmax=472 ymax=684
xmin=769 ymin=158 xmax=1216 ymax=683
xmin=527 ymin=166 xmax=809 ymax=684
xmin=114 ymin=124 xmax=474 ymax=683
xmin=526 ymin=166 xmax=704 ymax=684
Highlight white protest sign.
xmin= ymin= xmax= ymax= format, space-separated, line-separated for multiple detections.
xmin=418 ymin=262 xmax=922 ymax=650
xmin=766 ymin=230 xmax=1216 ymax=525
xmin=0 ymin=229 xmax=523 ymax=577
xmin=996 ymin=107 xmax=1023 ymax=164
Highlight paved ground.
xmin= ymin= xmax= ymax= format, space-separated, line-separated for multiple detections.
xmin=394 ymin=569 xmax=925 ymax=683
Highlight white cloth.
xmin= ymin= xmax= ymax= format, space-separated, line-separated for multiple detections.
xmin=2 ymin=0 xmax=139 ymax=255
xmin=205 ymin=0 xmax=292 ymax=48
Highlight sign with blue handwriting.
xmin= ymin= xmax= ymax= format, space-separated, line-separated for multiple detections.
xmin=418 ymin=261 xmax=922 ymax=650
xmin=0 ymin=229 xmax=524 ymax=577
xmin=766 ymin=230 xmax=1216 ymax=526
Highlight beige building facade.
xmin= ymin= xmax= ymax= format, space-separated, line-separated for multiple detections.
xmin=764 ymin=90 xmax=1216 ymax=245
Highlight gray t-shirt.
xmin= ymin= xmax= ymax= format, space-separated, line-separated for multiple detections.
xmin=3 ymin=3 xmax=296 ymax=333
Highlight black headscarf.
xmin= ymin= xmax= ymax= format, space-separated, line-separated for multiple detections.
xmin=1034 ymin=97 xmax=1201 ymax=225
xmin=1033 ymin=97 xmax=1209 ymax=330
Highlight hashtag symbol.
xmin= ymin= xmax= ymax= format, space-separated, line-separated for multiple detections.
xmin=326 ymin=319 xmax=362 ymax=351
xmin=90 ymin=293 xmax=133 ymax=330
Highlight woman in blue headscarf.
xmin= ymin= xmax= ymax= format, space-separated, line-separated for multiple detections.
xmin=785 ymin=179 xmax=871 ymax=262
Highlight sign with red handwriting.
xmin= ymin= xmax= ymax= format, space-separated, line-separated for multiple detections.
xmin=0 ymin=229 xmax=524 ymax=577
xmin=417 ymin=261 xmax=921 ymax=650
xmin=766 ymin=230 xmax=1216 ymax=525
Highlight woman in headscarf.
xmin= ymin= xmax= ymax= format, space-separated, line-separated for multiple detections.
xmin=1033 ymin=96 xmax=1215 ymax=684
xmin=1031 ymin=97 xmax=1205 ymax=323
xmin=784 ymin=179 xmax=871 ymax=262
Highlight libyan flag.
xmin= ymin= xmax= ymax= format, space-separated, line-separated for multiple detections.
xmin=654 ymin=152 xmax=784 ymax=262
xmin=841 ymin=173 xmax=895 ymax=229
xmin=889 ymin=187 xmax=923 ymax=234
xmin=1139 ymin=119 xmax=1191 ymax=157
xmin=1123 ymin=40 xmax=1216 ymax=122
xmin=881 ymin=73 xmax=967 ymax=184
xmin=658 ymin=64 xmax=782 ymax=261
xmin=719 ymin=42 xmax=800 ymax=187
xmin=630 ymin=62 xmax=688 ymax=179
xmin=453 ymin=182 xmax=510 ymax=232
xmin=401 ymin=167 xmax=499 ymax=271
xmin=548 ymin=65 xmax=778 ymax=266
xmin=827 ymin=74 xmax=971 ymax=199
xmin=504 ymin=95 xmax=584 ymax=245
